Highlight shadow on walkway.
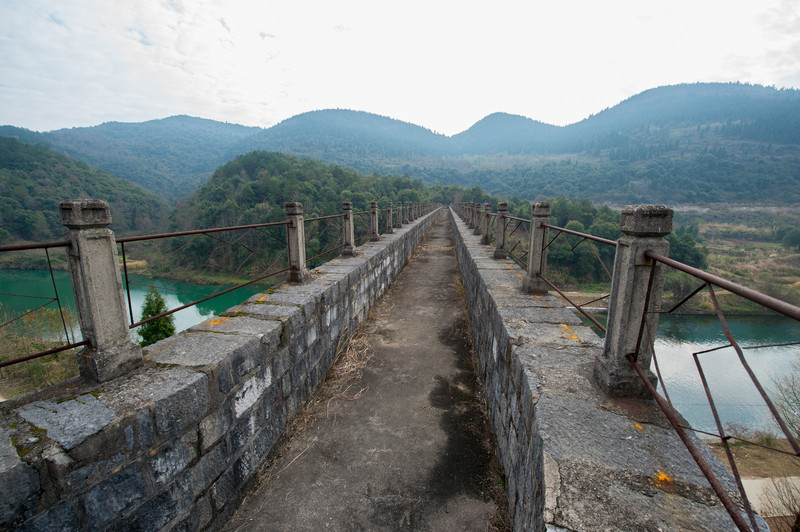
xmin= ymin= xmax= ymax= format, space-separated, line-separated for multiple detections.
xmin=223 ymin=211 xmax=508 ymax=531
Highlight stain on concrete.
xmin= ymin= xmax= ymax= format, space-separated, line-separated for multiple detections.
xmin=222 ymin=211 xmax=507 ymax=531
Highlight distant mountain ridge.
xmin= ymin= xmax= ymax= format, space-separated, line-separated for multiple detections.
xmin=3 ymin=82 xmax=800 ymax=205
xmin=1 ymin=116 xmax=260 ymax=202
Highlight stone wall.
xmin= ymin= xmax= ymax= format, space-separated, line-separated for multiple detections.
xmin=449 ymin=208 xmax=758 ymax=532
xmin=0 ymin=207 xmax=440 ymax=531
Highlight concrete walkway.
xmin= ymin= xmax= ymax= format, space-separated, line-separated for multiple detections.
xmin=223 ymin=211 xmax=505 ymax=531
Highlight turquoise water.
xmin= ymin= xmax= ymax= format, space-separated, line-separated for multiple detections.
xmin=653 ymin=313 xmax=800 ymax=435
xmin=4 ymin=269 xmax=799 ymax=434
xmin=0 ymin=269 xmax=271 ymax=341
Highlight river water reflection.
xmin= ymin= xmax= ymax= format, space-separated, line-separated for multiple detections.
xmin=0 ymin=269 xmax=269 ymax=341
xmin=654 ymin=314 xmax=800 ymax=435
xmin=4 ymin=270 xmax=799 ymax=434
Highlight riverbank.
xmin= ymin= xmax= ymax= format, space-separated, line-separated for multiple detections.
xmin=555 ymin=288 xmax=792 ymax=317
xmin=708 ymin=439 xmax=800 ymax=528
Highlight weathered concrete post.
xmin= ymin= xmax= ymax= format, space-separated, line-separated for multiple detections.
xmin=594 ymin=205 xmax=673 ymax=398
xmin=482 ymin=202 xmax=492 ymax=244
xmin=493 ymin=202 xmax=509 ymax=259
xmin=522 ymin=202 xmax=551 ymax=295
xmin=409 ymin=202 xmax=416 ymax=222
xmin=386 ymin=202 xmax=394 ymax=233
xmin=342 ymin=201 xmax=355 ymax=255
xmin=395 ymin=203 xmax=403 ymax=228
xmin=60 ymin=199 xmax=142 ymax=382
xmin=285 ymin=202 xmax=310 ymax=283
xmin=403 ymin=202 xmax=410 ymax=224
xmin=369 ymin=201 xmax=380 ymax=242
xmin=473 ymin=204 xmax=484 ymax=235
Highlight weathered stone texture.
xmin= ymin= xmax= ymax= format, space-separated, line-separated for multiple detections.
xmin=449 ymin=207 xmax=761 ymax=532
xmin=0 ymin=207 xmax=440 ymax=531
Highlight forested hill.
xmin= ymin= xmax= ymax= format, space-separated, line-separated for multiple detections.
xmin=3 ymin=82 xmax=800 ymax=205
xmin=172 ymin=151 xmax=447 ymax=231
xmin=235 ymin=83 xmax=800 ymax=204
xmin=0 ymin=136 xmax=168 ymax=244
xmin=227 ymin=109 xmax=450 ymax=164
xmin=0 ymin=116 xmax=260 ymax=202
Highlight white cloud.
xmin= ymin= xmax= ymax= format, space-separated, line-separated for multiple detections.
xmin=0 ymin=0 xmax=798 ymax=134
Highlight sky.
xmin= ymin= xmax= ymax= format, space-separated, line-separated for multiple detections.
xmin=1 ymin=0 xmax=799 ymax=136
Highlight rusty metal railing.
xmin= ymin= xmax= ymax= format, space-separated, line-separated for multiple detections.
xmin=354 ymin=210 xmax=371 ymax=247
xmin=117 ymin=220 xmax=291 ymax=330
xmin=0 ymin=241 xmax=89 ymax=371
xmin=627 ymin=250 xmax=800 ymax=531
xmin=304 ymin=213 xmax=346 ymax=267
xmin=504 ymin=215 xmax=532 ymax=268
xmin=538 ymin=222 xmax=617 ymax=333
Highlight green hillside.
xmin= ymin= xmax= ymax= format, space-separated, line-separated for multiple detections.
xmin=229 ymin=83 xmax=800 ymax=205
xmin=30 ymin=116 xmax=260 ymax=202
xmin=167 ymin=151 xmax=472 ymax=276
xmin=0 ymin=136 xmax=168 ymax=244
xmin=174 ymin=150 xmax=444 ymax=230
xmin=3 ymin=82 xmax=799 ymax=206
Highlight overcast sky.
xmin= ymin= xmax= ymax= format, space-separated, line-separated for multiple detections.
xmin=1 ymin=0 xmax=799 ymax=136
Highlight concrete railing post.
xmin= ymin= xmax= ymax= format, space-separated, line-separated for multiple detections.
xmin=482 ymin=202 xmax=492 ymax=244
xmin=594 ymin=205 xmax=673 ymax=398
xmin=395 ymin=203 xmax=403 ymax=228
xmin=342 ymin=201 xmax=355 ymax=255
xmin=60 ymin=199 xmax=142 ymax=382
xmin=493 ymin=202 xmax=509 ymax=259
xmin=285 ymin=202 xmax=310 ymax=283
xmin=386 ymin=202 xmax=394 ymax=233
xmin=404 ymin=202 xmax=410 ymax=224
xmin=522 ymin=202 xmax=551 ymax=295
xmin=369 ymin=201 xmax=380 ymax=241
xmin=473 ymin=204 xmax=483 ymax=235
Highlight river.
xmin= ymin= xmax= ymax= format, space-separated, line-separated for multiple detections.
xmin=2 ymin=270 xmax=799 ymax=435
xmin=654 ymin=313 xmax=800 ymax=436
xmin=0 ymin=269 xmax=269 ymax=340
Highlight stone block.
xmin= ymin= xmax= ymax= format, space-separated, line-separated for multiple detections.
xmin=0 ymin=430 xmax=40 ymax=527
xmin=18 ymin=394 xmax=115 ymax=451
xmin=170 ymin=493 xmax=212 ymax=532
xmin=152 ymin=370 xmax=209 ymax=439
xmin=126 ymin=470 xmax=193 ymax=531
xmin=83 ymin=467 xmax=148 ymax=528
xmin=266 ymin=348 xmax=289 ymax=390
xmin=189 ymin=444 xmax=228 ymax=499
xmin=224 ymin=301 xmax=303 ymax=341
xmin=619 ymin=204 xmax=673 ymax=236
xmin=65 ymin=451 xmax=126 ymax=495
xmin=189 ymin=315 xmax=281 ymax=349
xmin=227 ymin=407 xmax=261 ymax=457
xmin=257 ymin=291 xmax=317 ymax=320
xmin=147 ymin=331 xmax=261 ymax=389
xmin=199 ymin=407 xmax=232 ymax=452
xmin=148 ymin=436 xmax=196 ymax=486
xmin=17 ymin=501 xmax=79 ymax=532
xmin=137 ymin=409 xmax=155 ymax=452
xmin=233 ymin=366 xmax=272 ymax=419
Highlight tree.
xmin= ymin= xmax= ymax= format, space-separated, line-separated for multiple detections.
xmin=766 ymin=365 xmax=800 ymax=529
xmin=781 ymin=228 xmax=800 ymax=251
xmin=138 ymin=285 xmax=175 ymax=347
